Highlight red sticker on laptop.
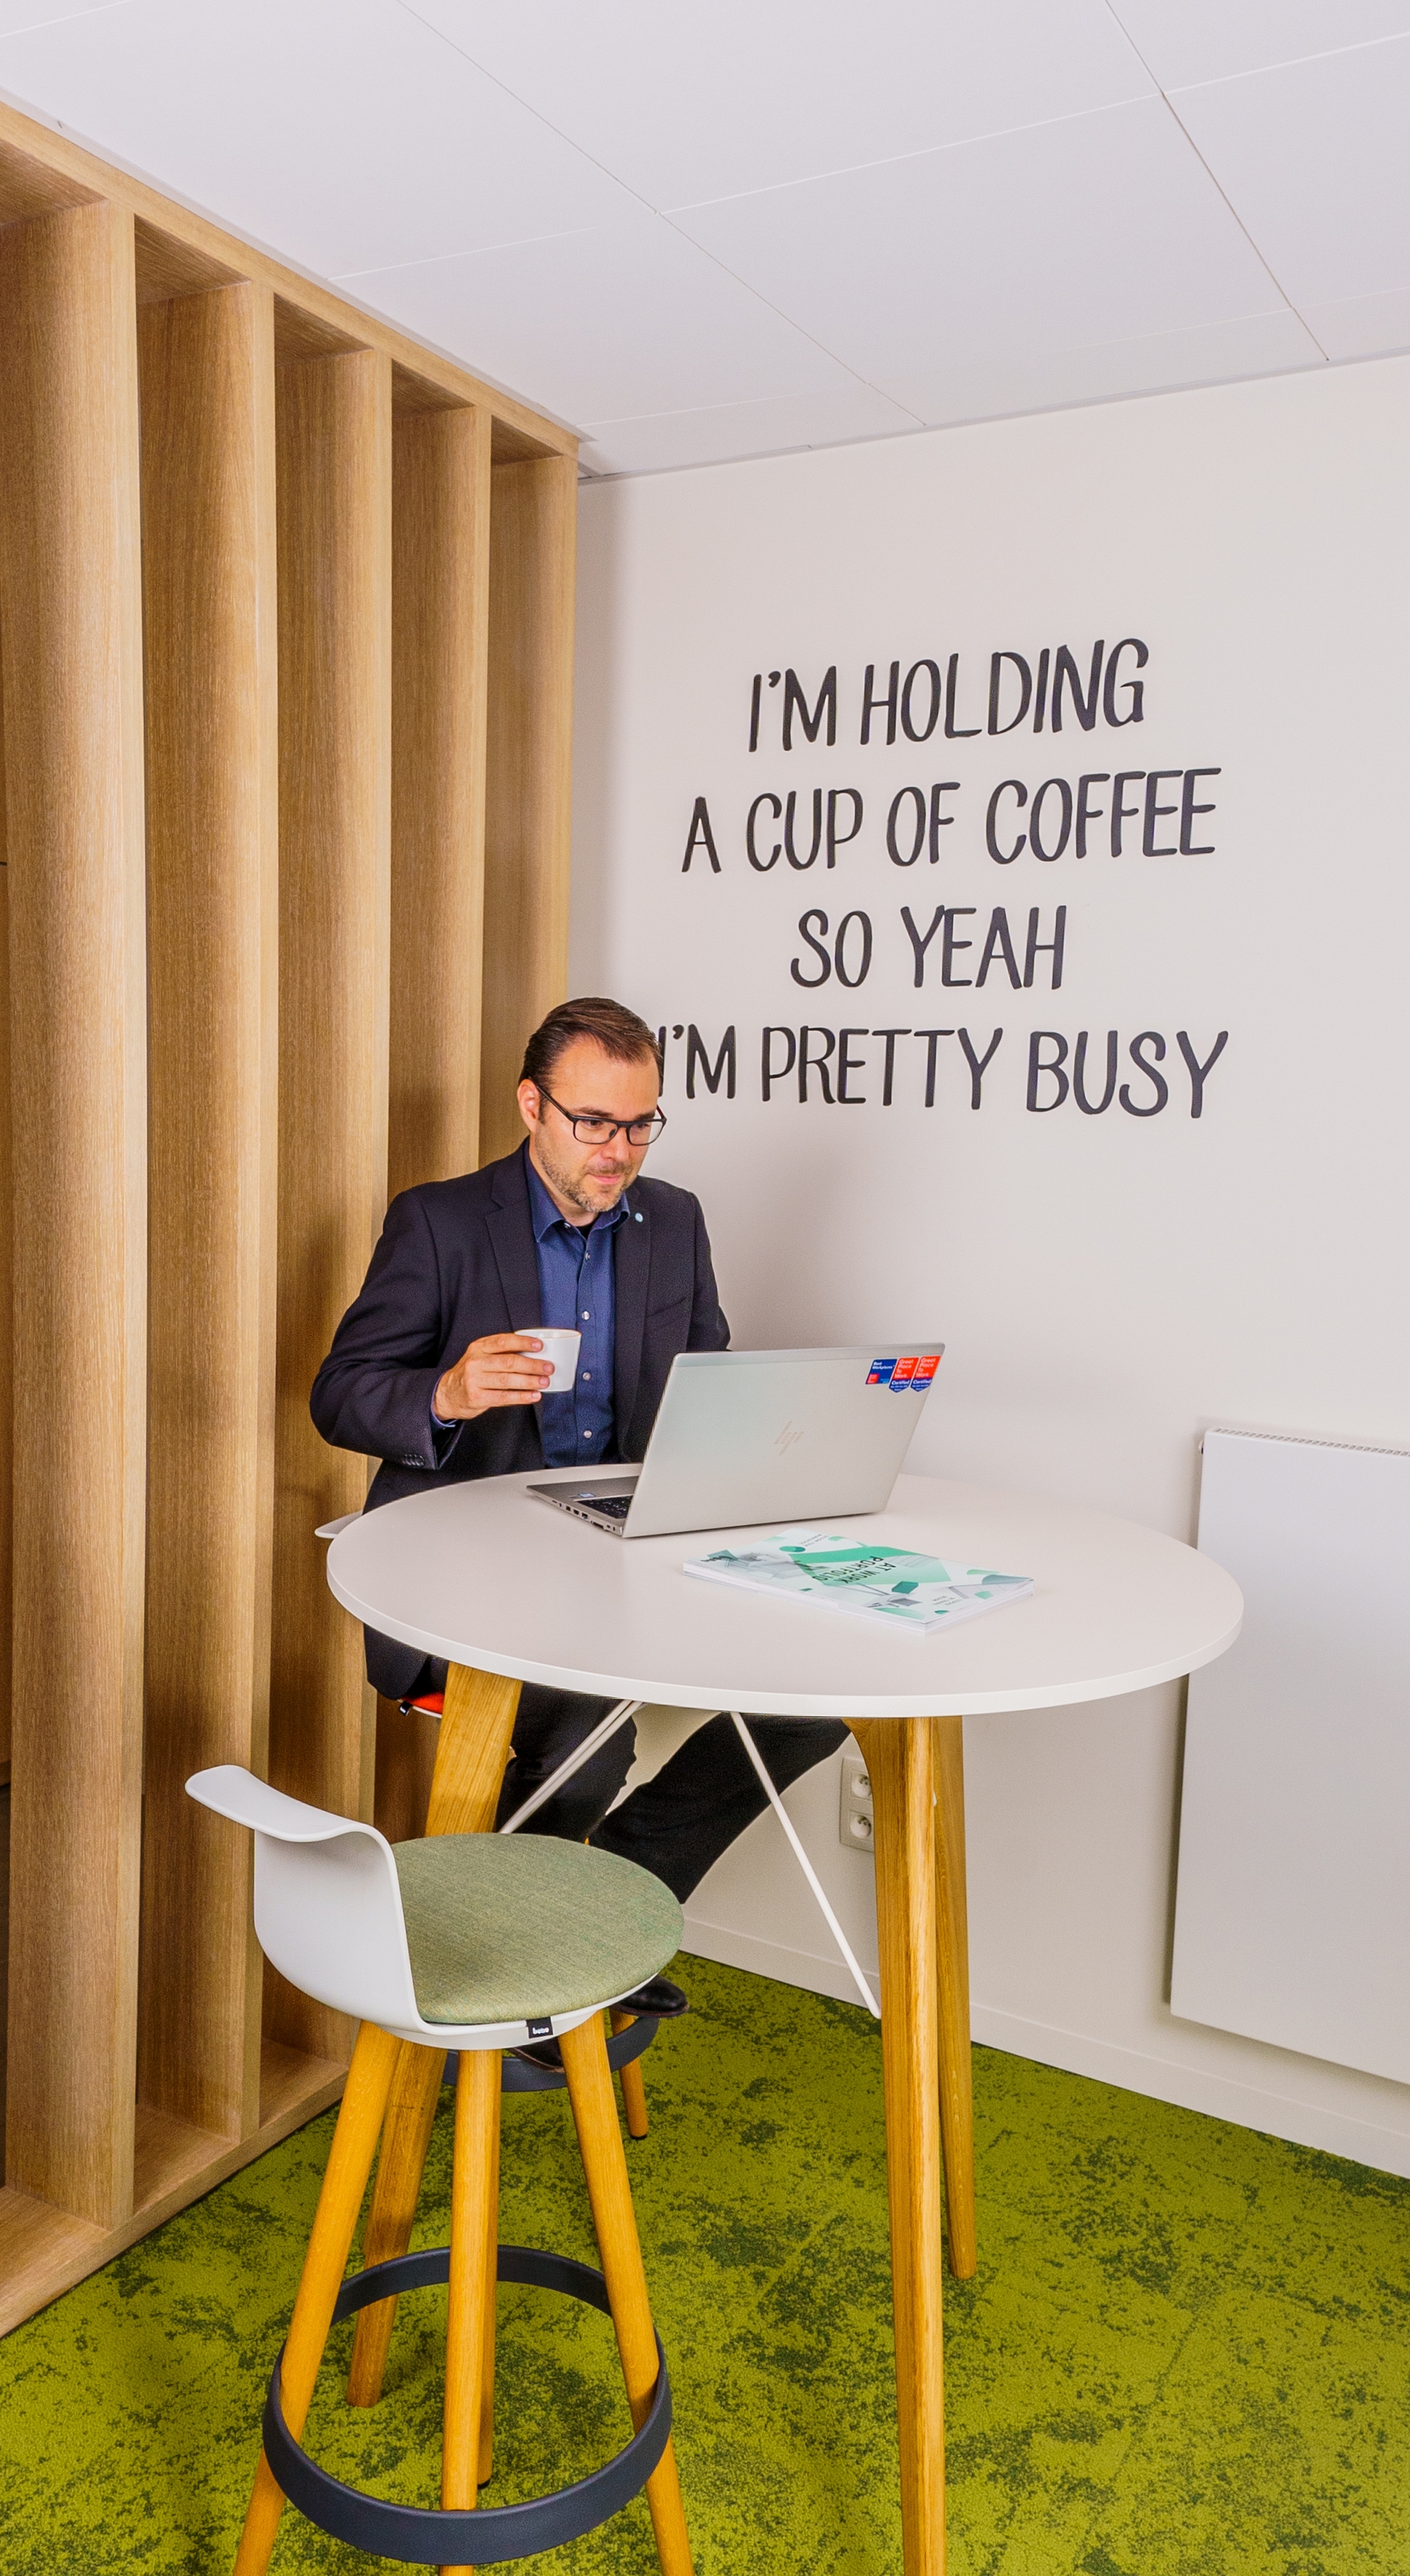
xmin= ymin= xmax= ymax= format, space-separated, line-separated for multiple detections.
xmin=868 ymin=1353 xmax=940 ymax=1389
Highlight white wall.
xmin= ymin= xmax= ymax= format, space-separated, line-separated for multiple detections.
xmin=570 ymin=357 xmax=1410 ymax=2174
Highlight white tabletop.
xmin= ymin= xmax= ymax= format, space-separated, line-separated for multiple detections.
xmin=326 ymin=1470 xmax=1241 ymax=1721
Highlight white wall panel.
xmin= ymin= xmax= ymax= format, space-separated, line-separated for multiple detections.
xmin=1172 ymin=1431 xmax=1410 ymax=2085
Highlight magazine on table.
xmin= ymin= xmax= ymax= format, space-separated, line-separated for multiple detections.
xmin=684 ymin=1530 xmax=1034 ymax=1636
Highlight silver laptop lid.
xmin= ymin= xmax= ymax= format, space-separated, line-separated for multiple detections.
xmin=619 ymin=1342 xmax=943 ymax=1538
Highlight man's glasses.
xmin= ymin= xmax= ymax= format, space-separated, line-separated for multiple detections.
xmin=537 ymin=1084 xmax=667 ymax=1148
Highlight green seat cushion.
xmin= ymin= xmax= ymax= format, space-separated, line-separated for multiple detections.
xmin=392 ymin=1833 xmax=684 ymax=2028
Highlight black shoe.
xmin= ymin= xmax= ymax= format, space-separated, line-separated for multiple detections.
xmin=619 ymin=1975 xmax=690 ymax=2020
xmin=512 ymin=2035 xmax=565 ymax=2072
xmin=508 ymin=1979 xmax=689 ymax=2075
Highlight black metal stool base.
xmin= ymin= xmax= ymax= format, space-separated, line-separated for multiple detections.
xmin=263 ymin=2243 xmax=672 ymax=2567
xmin=499 ymin=2012 xmax=659 ymax=2093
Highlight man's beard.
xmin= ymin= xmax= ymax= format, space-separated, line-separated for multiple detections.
xmin=534 ymin=1128 xmax=625 ymax=1220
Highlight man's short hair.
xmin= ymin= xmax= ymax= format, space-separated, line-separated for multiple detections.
xmin=520 ymin=996 xmax=663 ymax=1095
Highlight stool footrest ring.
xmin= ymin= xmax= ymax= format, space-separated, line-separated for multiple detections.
xmin=262 ymin=2244 xmax=672 ymax=2566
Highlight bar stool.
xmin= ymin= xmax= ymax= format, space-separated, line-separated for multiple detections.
xmin=187 ymin=1762 xmax=694 ymax=2575
xmin=400 ymin=1685 xmax=685 ymax=2138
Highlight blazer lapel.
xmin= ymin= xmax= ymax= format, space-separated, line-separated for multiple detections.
xmin=613 ymin=1197 xmax=650 ymax=1450
xmin=486 ymin=1146 xmax=542 ymax=1332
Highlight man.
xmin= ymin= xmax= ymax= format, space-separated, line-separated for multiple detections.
xmin=311 ymin=993 xmax=845 ymax=1902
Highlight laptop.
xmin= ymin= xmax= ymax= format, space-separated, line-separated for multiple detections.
xmin=528 ymin=1342 xmax=944 ymax=1539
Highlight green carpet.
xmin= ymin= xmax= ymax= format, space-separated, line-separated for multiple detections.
xmin=2 ymin=1956 xmax=1409 ymax=2574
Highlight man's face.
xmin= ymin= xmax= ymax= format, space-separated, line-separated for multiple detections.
xmin=518 ymin=1037 xmax=661 ymax=1221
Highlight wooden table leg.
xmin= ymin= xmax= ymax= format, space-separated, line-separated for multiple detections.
xmin=934 ymin=1715 xmax=976 ymax=2281
xmin=850 ymin=1718 xmax=946 ymax=2576
xmin=347 ymin=1663 xmax=521 ymax=2406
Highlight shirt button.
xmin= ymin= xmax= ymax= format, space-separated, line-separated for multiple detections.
xmin=582 ymin=1430 xmax=592 ymax=1439
xmin=581 ymin=1310 xmax=590 ymax=1320
xmin=583 ymin=1371 xmax=591 ymax=1381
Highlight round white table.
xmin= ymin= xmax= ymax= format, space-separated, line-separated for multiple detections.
xmin=327 ymin=1469 xmax=1241 ymax=2576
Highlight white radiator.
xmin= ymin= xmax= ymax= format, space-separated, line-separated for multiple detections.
xmin=1170 ymin=1427 xmax=1410 ymax=2085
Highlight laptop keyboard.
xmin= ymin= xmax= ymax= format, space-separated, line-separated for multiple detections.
xmin=585 ymin=1492 xmax=633 ymax=1519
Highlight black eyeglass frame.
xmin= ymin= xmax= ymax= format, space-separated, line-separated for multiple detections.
xmin=535 ymin=1084 xmax=667 ymax=1148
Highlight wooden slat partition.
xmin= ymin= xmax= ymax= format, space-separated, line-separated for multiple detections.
xmin=267 ymin=348 xmax=392 ymax=2059
xmin=0 ymin=94 xmax=576 ymax=2328
xmin=481 ymin=454 xmax=579 ymax=1159
xmin=137 ymin=280 xmax=279 ymax=2145
xmin=389 ymin=402 xmax=492 ymax=1197
xmin=372 ymin=401 xmax=494 ymax=1846
xmin=0 ymin=734 xmax=11 ymax=1787
xmin=0 ymin=200 xmax=149 ymax=2232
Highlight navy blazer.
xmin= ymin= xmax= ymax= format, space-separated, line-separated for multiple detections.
xmin=311 ymin=1143 xmax=729 ymax=1691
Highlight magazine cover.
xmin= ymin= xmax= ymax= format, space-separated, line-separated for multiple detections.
xmin=685 ymin=1532 xmax=1034 ymax=1635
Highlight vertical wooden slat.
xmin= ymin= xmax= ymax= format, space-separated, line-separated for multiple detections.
xmin=137 ymin=280 xmax=279 ymax=2143
xmin=0 ymin=689 xmax=11 ymax=1783
xmin=480 ymin=453 xmax=577 ymax=1161
xmin=268 ymin=347 xmax=392 ymax=2057
xmin=375 ymin=401 xmax=491 ymax=1848
xmin=0 ymin=199 xmax=147 ymax=2228
xmin=389 ymin=404 xmax=491 ymax=1196
xmin=0 ymin=815 xmax=8 ymax=2166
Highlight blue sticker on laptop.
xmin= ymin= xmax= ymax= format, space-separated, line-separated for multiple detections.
xmin=867 ymin=1359 xmax=898 ymax=1386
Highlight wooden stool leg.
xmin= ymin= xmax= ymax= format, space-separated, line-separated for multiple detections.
xmin=934 ymin=1715 xmax=976 ymax=2281
xmin=348 ymin=1661 xmax=521 ymax=2405
xmin=441 ymin=2048 xmax=500 ymax=2576
xmin=233 ymin=2022 xmax=400 ymax=2576
xmin=851 ymin=1718 xmax=946 ymax=2576
xmin=611 ymin=2009 xmax=650 ymax=2139
xmin=347 ymin=2038 xmax=445 ymax=2404
xmin=560 ymin=2017 xmax=693 ymax=2576
xmin=477 ymin=2071 xmax=501 ymax=2485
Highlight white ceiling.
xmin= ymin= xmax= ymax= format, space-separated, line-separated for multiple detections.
xmin=1 ymin=2 xmax=1407 ymax=476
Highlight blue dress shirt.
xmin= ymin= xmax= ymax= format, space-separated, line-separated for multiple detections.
xmin=525 ymin=1156 xmax=627 ymax=1468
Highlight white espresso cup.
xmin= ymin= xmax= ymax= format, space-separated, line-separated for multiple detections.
xmin=516 ymin=1326 xmax=581 ymax=1394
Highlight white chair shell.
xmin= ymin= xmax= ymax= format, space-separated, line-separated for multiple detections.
xmin=185 ymin=1764 xmax=602 ymax=2051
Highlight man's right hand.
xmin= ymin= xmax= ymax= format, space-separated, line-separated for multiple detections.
xmin=433 ymin=1333 xmax=552 ymax=1423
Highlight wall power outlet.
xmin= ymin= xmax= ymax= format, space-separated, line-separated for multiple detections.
xmin=839 ymin=1754 xmax=875 ymax=1852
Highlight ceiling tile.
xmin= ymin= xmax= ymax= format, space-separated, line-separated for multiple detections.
xmin=0 ymin=0 xmax=633 ymax=276
xmin=1299 ymin=283 xmax=1410 ymax=361
xmin=892 ymin=309 xmax=1323 ymax=432
xmin=0 ymin=0 xmax=135 ymax=33
xmin=579 ymin=383 xmax=920 ymax=478
xmin=1110 ymin=2 xmax=1410 ymax=90
xmin=1173 ymin=37 xmax=1410 ymax=310
xmin=339 ymin=213 xmax=858 ymax=423
xmin=674 ymin=97 xmax=1285 ymax=389
xmin=410 ymin=0 xmax=1152 ymax=209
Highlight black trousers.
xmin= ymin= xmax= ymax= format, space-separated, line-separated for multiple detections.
xmin=410 ymin=1660 xmax=846 ymax=1906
